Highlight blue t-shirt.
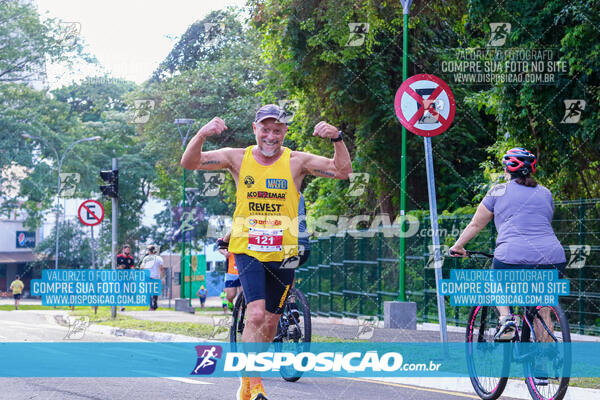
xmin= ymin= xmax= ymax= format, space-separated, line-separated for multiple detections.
xmin=298 ymin=193 xmax=311 ymax=251
xmin=482 ymin=180 xmax=566 ymax=265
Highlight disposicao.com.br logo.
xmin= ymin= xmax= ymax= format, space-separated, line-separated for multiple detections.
xmin=222 ymin=351 xmax=441 ymax=374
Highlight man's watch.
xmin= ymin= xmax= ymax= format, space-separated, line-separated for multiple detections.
xmin=330 ymin=131 xmax=343 ymax=142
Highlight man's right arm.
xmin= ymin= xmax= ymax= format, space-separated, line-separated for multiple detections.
xmin=180 ymin=117 xmax=233 ymax=170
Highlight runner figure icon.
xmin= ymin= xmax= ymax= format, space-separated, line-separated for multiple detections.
xmin=191 ymin=345 xmax=223 ymax=375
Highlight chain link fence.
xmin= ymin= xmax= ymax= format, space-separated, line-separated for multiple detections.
xmin=296 ymin=199 xmax=600 ymax=335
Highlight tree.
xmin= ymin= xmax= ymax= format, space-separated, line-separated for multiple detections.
xmin=0 ymin=0 xmax=94 ymax=216
xmin=52 ymin=77 xmax=136 ymax=122
xmin=33 ymin=220 xmax=92 ymax=269
xmin=0 ymin=0 xmax=88 ymax=84
xmin=467 ymin=0 xmax=600 ymax=199
xmin=133 ymin=8 xmax=266 ymax=246
xmin=251 ymin=0 xmax=494 ymax=218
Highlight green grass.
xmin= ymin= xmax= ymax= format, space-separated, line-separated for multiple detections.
xmin=311 ymin=335 xmax=367 ymax=343
xmin=71 ymin=307 xmax=227 ymax=338
xmin=99 ymin=318 xmax=222 ymax=338
xmin=0 ymin=305 xmax=171 ymax=312
xmin=194 ymin=307 xmax=226 ymax=312
xmin=0 ymin=305 xmax=73 ymax=311
xmin=570 ymin=377 xmax=600 ymax=389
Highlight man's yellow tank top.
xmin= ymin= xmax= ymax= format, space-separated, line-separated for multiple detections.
xmin=229 ymin=146 xmax=300 ymax=262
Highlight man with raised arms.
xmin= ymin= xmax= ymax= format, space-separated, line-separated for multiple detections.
xmin=181 ymin=104 xmax=352 ymax=400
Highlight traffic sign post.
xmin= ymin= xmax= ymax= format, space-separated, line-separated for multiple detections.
xmin=395 ymin=74 xmax=456 ymax=345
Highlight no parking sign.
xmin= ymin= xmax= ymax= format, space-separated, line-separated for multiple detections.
xmin=394 ymin=74 xmax=456 ymax=137
xmin=78 ymin=199 xmax=104 ymax=227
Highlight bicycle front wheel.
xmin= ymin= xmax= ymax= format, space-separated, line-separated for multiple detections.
xmin=523 ymin=304 xmax=571 ymax=400
xmin=466 ymin=306 xmax=509 ymax=400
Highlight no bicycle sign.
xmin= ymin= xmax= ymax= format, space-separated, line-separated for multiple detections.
xmin=394 ymin=74 xmax=456 ymax=137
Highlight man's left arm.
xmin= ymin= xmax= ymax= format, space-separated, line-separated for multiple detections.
xmin=304 ymin=121 xmax=353 ymax=179
xmin=159 ymin=257 xmax=166 ymax=278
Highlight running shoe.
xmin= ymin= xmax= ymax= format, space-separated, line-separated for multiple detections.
xmin=249 ymin=383 xmax=268 ymax=400
xmin=494 ymin=315 xmax=517 ymax=342
xmin=236 ymin=377 xmax=250 ymax=400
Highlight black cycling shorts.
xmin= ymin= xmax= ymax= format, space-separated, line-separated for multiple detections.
xmin=492 ymin=259 xmax=567 ymax=278
xmin=234 ymin=253 xmax=295 ymax=314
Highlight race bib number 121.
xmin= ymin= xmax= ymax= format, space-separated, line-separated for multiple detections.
xmin=248 ymin=228 xmax=283 ymax=252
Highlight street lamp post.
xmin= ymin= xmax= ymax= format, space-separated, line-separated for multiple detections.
xmin=174 ymin=119 xmax=195 ymax=306
xmin=22 ymin=134 xmax=102 ymax=269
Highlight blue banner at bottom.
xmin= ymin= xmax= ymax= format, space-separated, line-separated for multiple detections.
xmin=1 ymin=342 xmax=598 ymax=378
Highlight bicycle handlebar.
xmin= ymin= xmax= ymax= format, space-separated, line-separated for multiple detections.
xmin=449 ymin=249 xmax=494 ymax=258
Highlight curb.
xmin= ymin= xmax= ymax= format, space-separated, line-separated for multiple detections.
xmin=85 ymin=323 xmax=209 ymax=342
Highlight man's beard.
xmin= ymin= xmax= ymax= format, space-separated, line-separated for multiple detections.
xmin=258 ymin=143 xmax=280 ymax=157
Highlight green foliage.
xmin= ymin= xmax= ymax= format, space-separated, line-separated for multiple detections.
xmin=133 ymin=8 xmax=266 ymax=224
xmin=252 ymin=0 xmax=495 ymax=218
xmin=465 ymin=0 xmax=600 ymax=199
xmin=34 ymin=221 xmax=92 ymax=269
xmin=0 ymin=0 xmax=90 ymax=83
xmin=52 ymin=77 xmax=137 ymax=122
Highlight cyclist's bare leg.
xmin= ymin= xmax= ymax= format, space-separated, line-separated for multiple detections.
xmin=533 ymin=307 xmax=553 ymax=342
xmin=225 ymin=287 xmax=237 ymax=303
xmin=497 ymin=306 xmax=510 ymax=316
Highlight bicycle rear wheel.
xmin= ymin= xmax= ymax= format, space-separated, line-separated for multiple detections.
xmin=523 ymin=305 xmax=571 ymax=400
xmin=230 ymin=293 xmax=246 ymax=348
xmin=466 ymin=306 xmax=509 ymax=400
xmin=277 ymin=288 xmax=312 ymax=382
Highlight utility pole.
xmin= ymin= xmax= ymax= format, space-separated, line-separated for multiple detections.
xmin=100 ymin=158 xmax=119 ymax=319
xmin=111 ymin=158 xmax=118 ymax=319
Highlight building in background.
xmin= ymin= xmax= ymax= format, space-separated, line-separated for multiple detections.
xmin=0 ymin=207 xmax=39 ymax=294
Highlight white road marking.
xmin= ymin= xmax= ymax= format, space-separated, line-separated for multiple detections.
xmin=164 ymin=377 xmax=213 ymax=385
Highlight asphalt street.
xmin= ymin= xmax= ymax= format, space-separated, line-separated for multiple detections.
xmin=1 ymin=376 xmax=500 ymax=400
xmin=0 ymin=308 xmax=526 ymax=400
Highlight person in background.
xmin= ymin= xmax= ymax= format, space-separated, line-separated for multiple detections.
xmin=117 ymin=244 xmax=135 ymax=311
xmin=217 ymin=234 xmax=241 ymax=311
xmin=197 ymin=285 xmax=208 ymax=309
xmin=140 ymin=244 xmax=164 ymax=311
xmin=220 ymin=290 xmax=228 ymax=313
xmin=117 ymin=244 xmax=135 ymax=269
xmin=9 ymin=275 xmax=24 ymax=310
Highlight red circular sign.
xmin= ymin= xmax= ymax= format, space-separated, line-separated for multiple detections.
xmin=394 ymin=74 xmax=456 ymax=137
xmin=78 ymin=200 xmax=105 ymax=226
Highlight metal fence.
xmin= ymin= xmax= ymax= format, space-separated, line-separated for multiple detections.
xmin=295 ymin=198 xmax=600 ymax=335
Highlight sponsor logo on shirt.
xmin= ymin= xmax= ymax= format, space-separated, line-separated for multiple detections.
xmin=248 ymin=202 xmax=283 ymax=213
xmin=247 ymin=191 xmax=286 ymax=200
xmin=244 ymin=176 xmax=255 ymax=188
xmin=266 ymin=178 xmax=287 ymax=190
xmin=248 ymin=218 xmax=282 ymax=227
